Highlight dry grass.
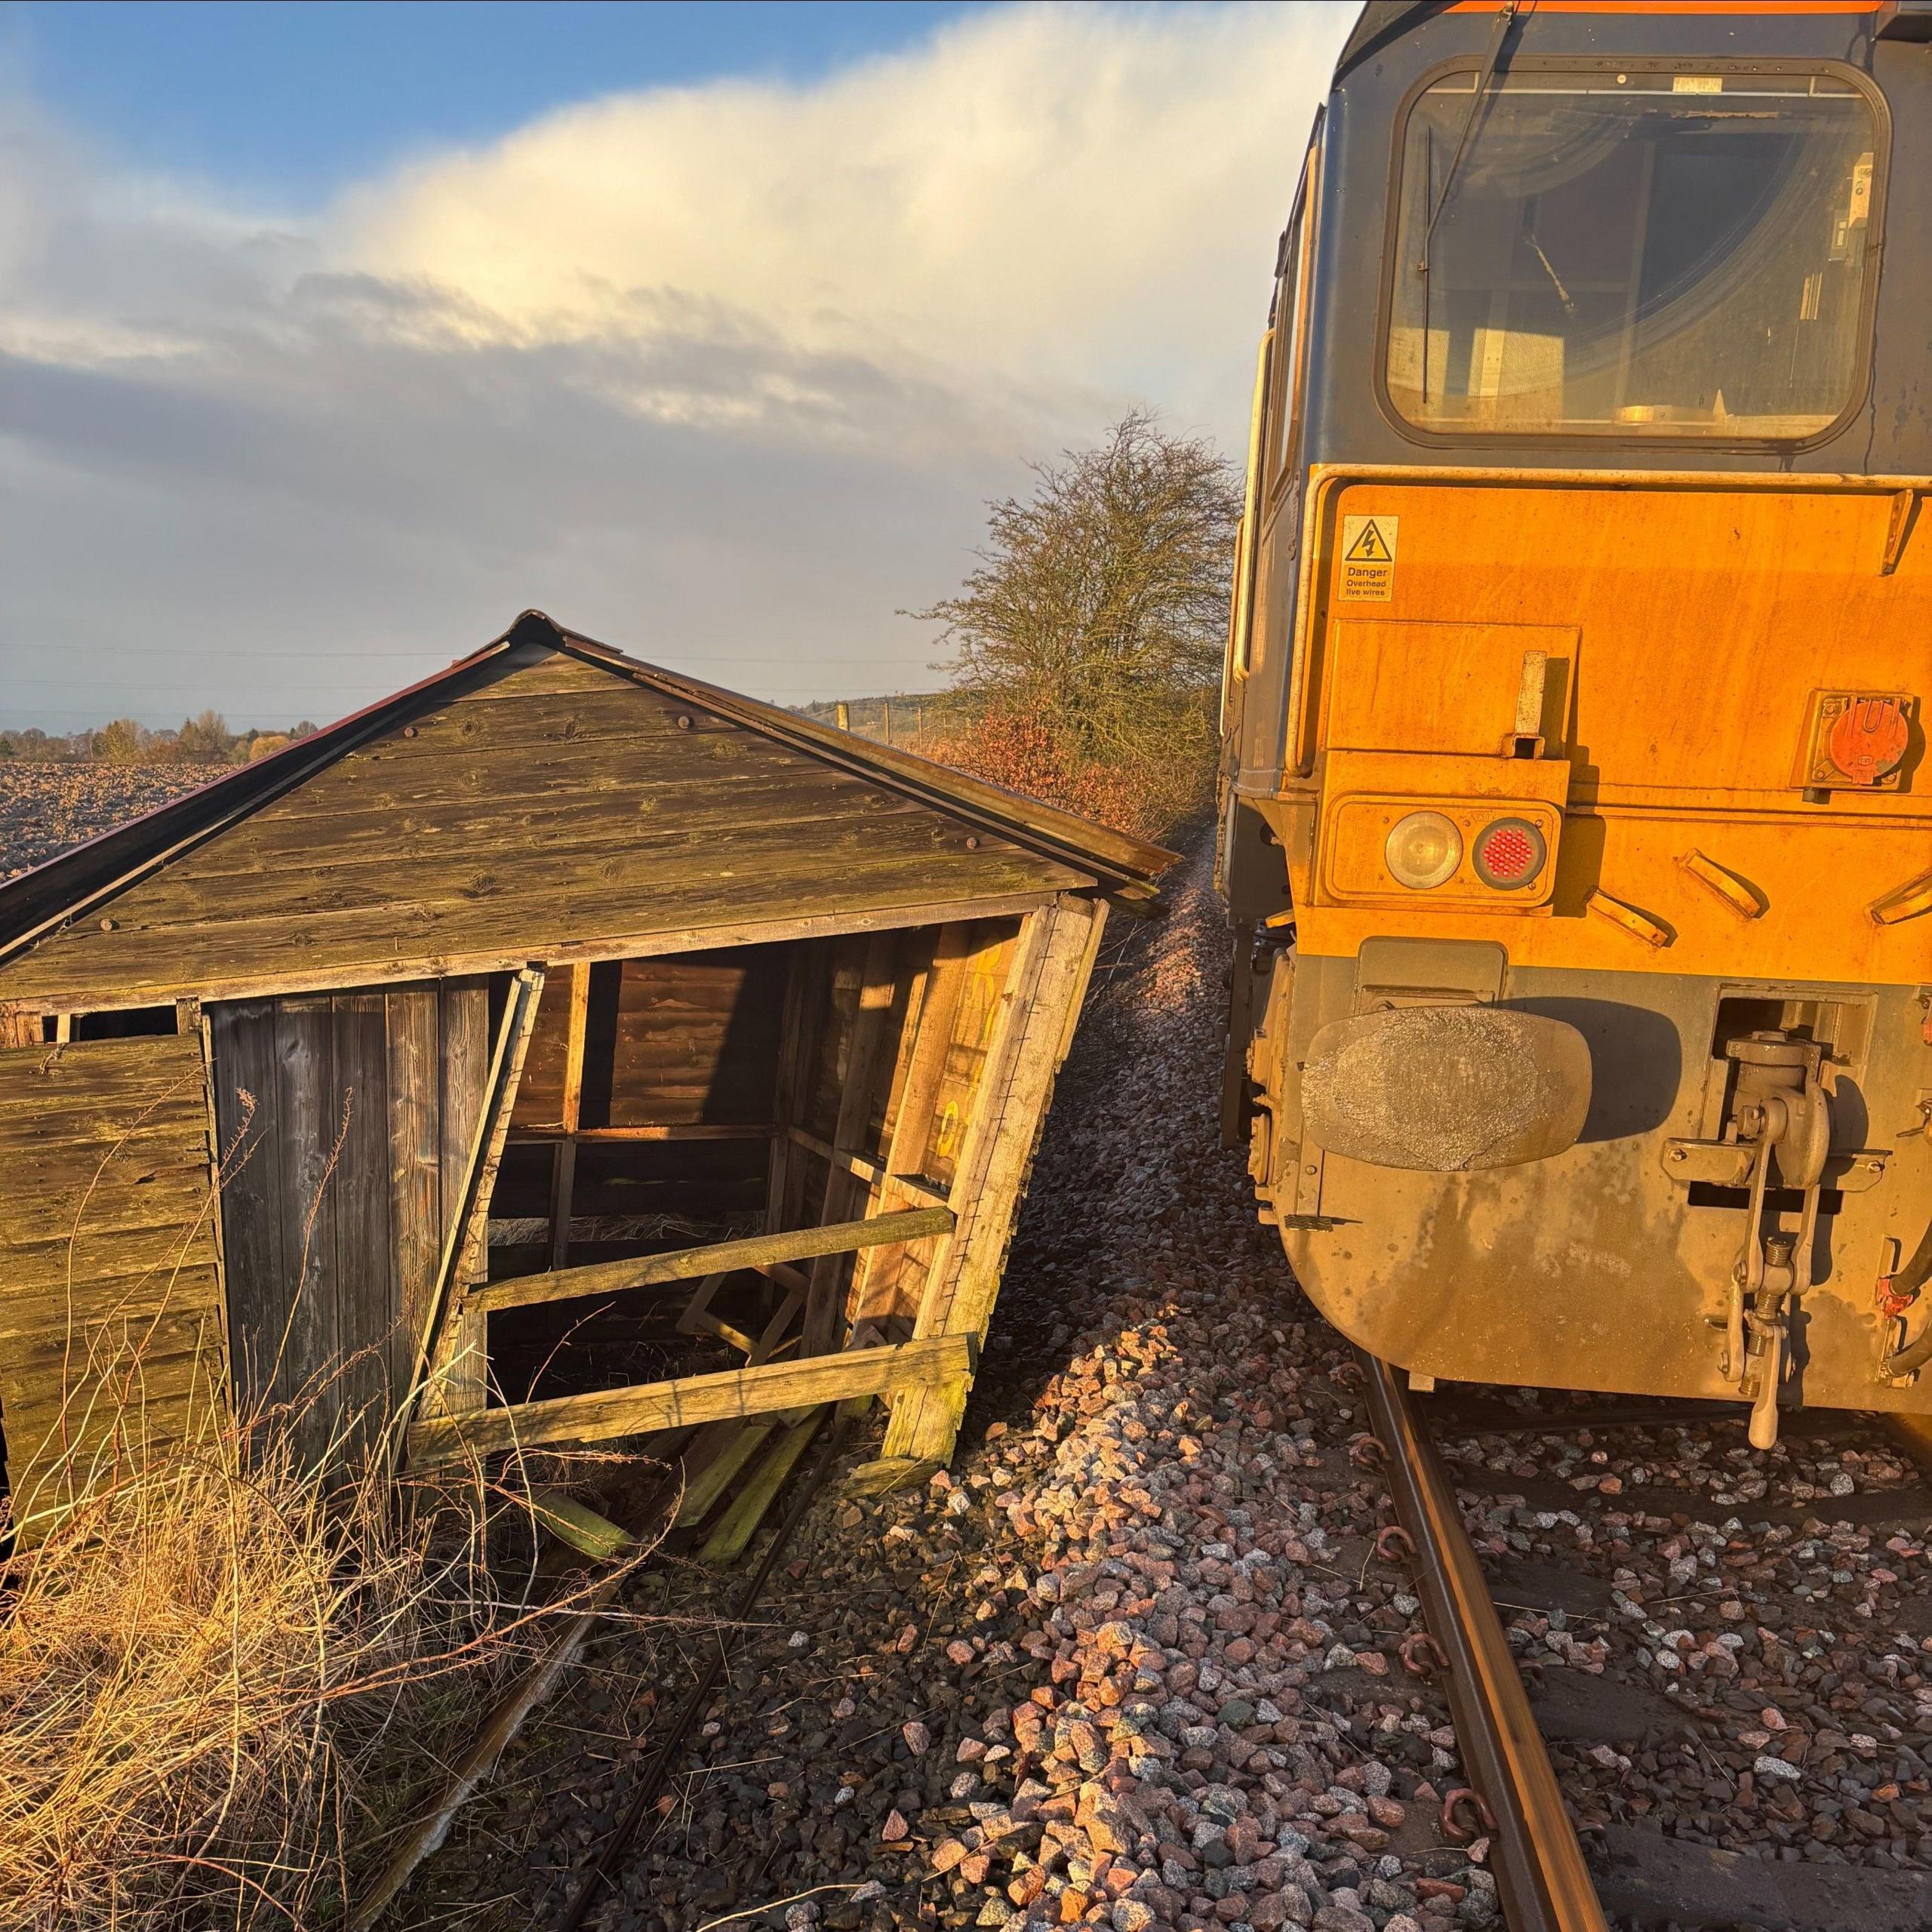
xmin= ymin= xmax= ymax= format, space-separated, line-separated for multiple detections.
xmin=0 ymin=1377 xmax=632 ymax=1932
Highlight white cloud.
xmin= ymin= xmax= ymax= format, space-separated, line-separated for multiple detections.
xmin=340 ymin=4 xmax=1339 ymax=414
xmin=0 ymin=3 xmax=1345 ymax=728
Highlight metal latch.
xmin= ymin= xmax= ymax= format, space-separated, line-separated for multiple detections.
xmin=1662 ymin=1140 xmax=1889 ymax=1192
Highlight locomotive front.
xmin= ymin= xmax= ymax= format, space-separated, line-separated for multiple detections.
xmin=1219 ymin=1 xmax=1932 ymax=1444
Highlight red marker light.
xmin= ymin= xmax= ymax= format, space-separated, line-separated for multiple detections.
xmin=1472 ymin=817 xmax=1546 ymax=890
xmin=1827 ymin=696 xmax=1909 ymax=786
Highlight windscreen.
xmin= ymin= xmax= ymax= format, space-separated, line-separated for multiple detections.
xmin=1386 ymin=70 xmax=1876 ymax=438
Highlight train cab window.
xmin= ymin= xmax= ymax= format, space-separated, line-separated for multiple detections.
xmin=1264 ymin=192 xmax=1314 ymax=500
xmin=1385 ymin=69 xmax=1878 ymax=439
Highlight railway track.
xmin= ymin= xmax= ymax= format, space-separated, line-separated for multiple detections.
xmin=1359 ymin=1355 xmax=1932 ymax=1932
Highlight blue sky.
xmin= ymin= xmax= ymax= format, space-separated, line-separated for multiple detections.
xmin=0 ymin=2 xmax=1345 ymax=731
xmin=4 ymin=2 xmax=988 ymax=205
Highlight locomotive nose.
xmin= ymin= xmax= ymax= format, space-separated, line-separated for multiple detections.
xmin=1299 ymin=1005 xmax=1592 ymax=1171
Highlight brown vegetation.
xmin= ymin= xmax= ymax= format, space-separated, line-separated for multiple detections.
xmin=0 ymin=1358 xmax=642 ymax=1930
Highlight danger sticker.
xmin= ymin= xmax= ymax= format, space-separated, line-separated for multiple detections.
xmin=1340 ymin=514 xmax=1398 ymax=601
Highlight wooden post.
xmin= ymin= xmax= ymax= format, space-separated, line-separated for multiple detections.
xmin=801 ymin=930 xmax=900 ymax=1356
xmin=849 ymin=922 xmax=973 ymax=1327
xmin=881 ymin=699 xmax=892 ymax=746
xmin=763 ymin=944 xmax=826 ymax=1240
xmin=835 ymin=701 xmax=851 ymax=732
xmin=883 ymin=897 xmax=1104 ymax=1463
xmin=548 ymin=964 xmax=592 ymax=1268
xmin=406 ymin=967 xmax=546 ymax=1441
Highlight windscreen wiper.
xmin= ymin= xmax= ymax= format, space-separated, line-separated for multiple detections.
xmin=1421 ymin=0 xmax=1524 ymax=274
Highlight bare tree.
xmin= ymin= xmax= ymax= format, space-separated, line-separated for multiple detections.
xmin=911 ymin=411 xmax=1241 ymax=774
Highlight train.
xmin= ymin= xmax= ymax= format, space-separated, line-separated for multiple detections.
xmin=1216 ymin=0 xmax=1932 ymax=1445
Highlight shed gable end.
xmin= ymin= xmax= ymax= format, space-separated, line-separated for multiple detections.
xmin=0 ymin=652 xmax=1083 ymax=1011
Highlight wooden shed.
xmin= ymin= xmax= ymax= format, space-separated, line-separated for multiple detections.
xmin=0 ymin=612 xmax=1169 ymax=1537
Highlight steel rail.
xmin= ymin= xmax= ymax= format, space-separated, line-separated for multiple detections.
xmin=1358 ymin=1351 xmax=1609 ymax=1932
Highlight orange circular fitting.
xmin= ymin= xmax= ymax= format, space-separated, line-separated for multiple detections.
xmin=1827 ymin=697 xmax=1909 ymax=785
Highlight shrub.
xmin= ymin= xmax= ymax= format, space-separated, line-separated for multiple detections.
xmin=910 ymin=411 xmax=1236 ymax=842
xmin=91 ymin=719 xmax=150 ymax=765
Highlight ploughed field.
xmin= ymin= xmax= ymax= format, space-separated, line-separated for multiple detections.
xmin=406 ymin=850 xmax=1932 ymax=1932
xmin=0 ymin=763 xmax=210 ymax=878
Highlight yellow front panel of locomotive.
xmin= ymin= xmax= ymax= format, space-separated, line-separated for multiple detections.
xmin=1277 ymin=467 xmax=1932 ymax=986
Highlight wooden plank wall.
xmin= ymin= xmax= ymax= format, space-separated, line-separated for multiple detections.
xmin=0 ymin=1033 xmax=226 ymax=1533
xmin=742 ymin=916 xmax=1032 ymax=1349
xmin=514 ymin=948 xmax=785 ymax=1134
xmin=209 ymin=978 xmax=487 ymax=1467
xmin=0 ymin=653 xmax=1082 ymax=1013
xmin=884 ymin=897 xmax=1105 ymax=1460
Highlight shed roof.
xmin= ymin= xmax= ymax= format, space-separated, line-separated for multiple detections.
xmin=0 ymin=613 xmax=1174 ymax=1014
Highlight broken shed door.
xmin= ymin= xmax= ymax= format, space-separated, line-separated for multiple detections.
xmin=208 ymin=979 xmax=488 ymax=1469
xmin=0 ymin=1032 xmax=226 ymax=1537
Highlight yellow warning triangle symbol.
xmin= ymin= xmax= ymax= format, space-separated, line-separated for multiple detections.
xmin=1345 ymin=518 xmax=1392 ymax=562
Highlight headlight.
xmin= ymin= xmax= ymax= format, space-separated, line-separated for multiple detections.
xmin=1472 ymin=817 xmax=1548 ymax=890
xmin=1384 ymin=811 xmax=1463 ymax=890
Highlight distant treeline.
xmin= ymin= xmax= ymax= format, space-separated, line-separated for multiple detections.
xmin=0 ymin=710 xmax=320 ymax=766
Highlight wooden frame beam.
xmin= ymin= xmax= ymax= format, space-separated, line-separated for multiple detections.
xmin=784 ymin=1124 xmax=947 ymax=1207
xmin=407 ymin=1331 xmax=971 ymax=1465
xmin=802 ymin=931 xmax=902 ymax=1355
xmin=9 ymin=891 xmax=1071 ymax=1018
xmin=509 ymin=1123 xmax=772 ymax=1145
xmin=546 ymin=963 xmax=593 ymax=1268
xmin=466 ymin=1204 xmax=954 ymax=1316
xmin=401 ymin=965 xmax=546 ymax=1441
xmin=764 ymin=942 xmax=829 ymax=1239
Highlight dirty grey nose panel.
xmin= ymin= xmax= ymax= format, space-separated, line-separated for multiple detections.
xmin=1300 ymin=1005 xmax=1592 ymax=1171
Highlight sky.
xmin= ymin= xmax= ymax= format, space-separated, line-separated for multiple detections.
xmin=0 ymin=0 xmax=1348 ymax=731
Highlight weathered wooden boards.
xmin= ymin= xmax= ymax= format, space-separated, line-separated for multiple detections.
xmin=0 ymin=655 xmax=1086 ymax=1013
xmin=0 ymin=621 xmax=1166 ymax=1542
xmin=408 ymin=1333 xmax=969 ymax=1464
xmin=208 ymin=979 xmax=488 ymax=1466
xmin=0 ymin=1033 xmax=226 ymax=1535
xmin=408 ymin=895 xmax=1104 ymax=1477
xmin=885 ymin=896 xmax=1106 ymax=1460
xmin=466 ymin=1206 xmax=955 ymax=1316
